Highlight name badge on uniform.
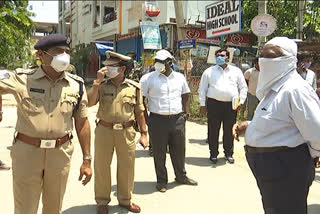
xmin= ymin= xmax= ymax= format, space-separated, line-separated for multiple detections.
xmin=40 ymin=139 xmax=56 ymax=148
xmin=30 ymin=88 xmax=45 ymax=94
xmin=104 ymin=93 xmax=113 ymax=96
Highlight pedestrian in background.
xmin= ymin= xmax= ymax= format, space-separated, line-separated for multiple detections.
xmin=140 ymin=49 xmax=198 ymax=193
xmin=233 ymin=37 xmax=318 ymax=214
xmin=244 ymin=58 xmax=260 ymax=120
xmin=199 ymin=48 xmax=247 ymax=164
xmin=0 ymin=34 xmax=92 ymax=214
xmin=88 ymin=51 xmax=148 ymax=214
xmin=297 ymin=54 xmax=317 ymax=90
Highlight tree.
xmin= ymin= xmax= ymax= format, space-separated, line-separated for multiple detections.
xmin=241 ymin=0 xmax=320 ymax=40
xmin=304 ymin=0 xmax=320 ymax=39
xmin=0 ymin=0 xmax=35 ymax=69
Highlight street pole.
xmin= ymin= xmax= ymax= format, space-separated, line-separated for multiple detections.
xmin=174 ymin=1 xmax=185 ymax=42
xmin=297 ymin=0 xmax=305 ymax=40
xmin=257 ymin=0 xmax=267 ymax=43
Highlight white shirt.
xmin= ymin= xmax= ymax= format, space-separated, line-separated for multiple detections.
xmin=198 ymin=64 xmax=248 ymax=106
xmin=300 ymin=69 xmax=317 ymax=90
xmin=244 ymin=67 xmax=259 ymax=96
xmin=140 ymin=71 xmax=190 ymax=115
xmin=245 ymin=72 xmax=320 ymax=158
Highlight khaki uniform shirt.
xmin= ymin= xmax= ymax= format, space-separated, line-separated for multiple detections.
xmin=0 ymin=67 xmax=88 ymax=139
xmin=95 ymin=78 xmax=144 ymax=123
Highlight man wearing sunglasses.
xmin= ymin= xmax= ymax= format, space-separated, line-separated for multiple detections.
xmin=88 ymin=51 xmax=148 ymax=214
xmin=0 ymin=34 xmax=92 ymax=214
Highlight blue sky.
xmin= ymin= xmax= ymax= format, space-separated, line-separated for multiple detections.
xmin=28 ymin=1 xmax=58 ymax=23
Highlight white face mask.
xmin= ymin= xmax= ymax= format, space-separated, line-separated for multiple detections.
xmin=48 ymin=52 xmax=70 ymax=72
xmin=154 ymin=62 xmax=166 ymax=73
xmin=256 ymin=56 xmax=297 ymax=100
xmin=106 ymin=66 xmax=120 ymax=78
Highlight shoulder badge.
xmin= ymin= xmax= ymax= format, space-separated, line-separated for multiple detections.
xmin=0 ymin=71 xmax=10 ymax=80
xmin=15 ymin=68 xmax=36 ymax=75
xmin=125 ymin=78 xmax=141 ymax=89
xmin=66 ymin=72 xmax=84 ymax=83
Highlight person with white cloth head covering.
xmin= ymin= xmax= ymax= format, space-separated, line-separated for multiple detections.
xmin=232 ymin=37 xmax=320 ymax=214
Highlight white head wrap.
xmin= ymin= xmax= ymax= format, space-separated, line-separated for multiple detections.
xmin=256 ymin=37 xmax=298 ymax=100
xmin=265 ymin=37 xmax=297 ymax=57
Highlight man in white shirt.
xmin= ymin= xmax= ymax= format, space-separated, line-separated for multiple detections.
xmin=199 ymin=48 xmax=247 ymax=164
xmin=244 ymin=58 xmax=260 ymax=120
xmin=140 ymin=50 xmax=197 ymax=193
xmin=297 ymin=54 xmax=317 ymax=90
xmin=233 ymin=37 xmax=319 ymax=214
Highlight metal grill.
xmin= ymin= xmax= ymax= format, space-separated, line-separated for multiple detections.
xmin=188 ymin=57 xmax=212 ymax=95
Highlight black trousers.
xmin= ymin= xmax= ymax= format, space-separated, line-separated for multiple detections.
xmin=148 ymin=113 xmax=187 ymax=185
xmin=207 ymin=98 xmax=236 ymax=157
xmin=246 ymin=144 xmax=315 ymax=214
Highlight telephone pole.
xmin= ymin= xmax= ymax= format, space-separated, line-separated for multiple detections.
xmin=297 ymin=0 xmax=305 ymax=40
xmin=174 ymin=1 xmax=185 ymax=41
xmin=257 ymin=0 xmax=267 ymax=42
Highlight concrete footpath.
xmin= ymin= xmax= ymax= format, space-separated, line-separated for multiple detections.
xmin=0 ymin=99 xmax=319 ymax=214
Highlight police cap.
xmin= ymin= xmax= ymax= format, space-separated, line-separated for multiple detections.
xmin=34 ymin=34 xmax=71 ymax=50
xmin=103 ymin=51 xmax=133 ymax=66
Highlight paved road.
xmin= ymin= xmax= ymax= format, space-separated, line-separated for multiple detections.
xmin=0 ymin=103 xmax=320 ymax=214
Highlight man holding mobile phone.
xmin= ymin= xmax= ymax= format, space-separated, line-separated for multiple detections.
xmin=87 ymin=51 xmax=148 ymax=214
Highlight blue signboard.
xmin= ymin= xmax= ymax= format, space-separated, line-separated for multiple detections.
xmin=178 ymin=39 xmax=196 ymax=49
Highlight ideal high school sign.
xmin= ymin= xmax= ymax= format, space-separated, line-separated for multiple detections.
xmin=206 ymin=0 xmax=241 ymax=38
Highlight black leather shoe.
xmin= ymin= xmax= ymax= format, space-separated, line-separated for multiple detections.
xmin=175 ymin=177 xmax=198 ymax=186
xmin=156 ymin=184 xmax=167 ymax=192
xmin=225 ymin=156 xmax=235 ymax=164
xmin=209 ymin=156 xmax=218 ymax=164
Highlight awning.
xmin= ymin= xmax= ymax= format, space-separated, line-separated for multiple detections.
xmin=95 ymin=42 xmax=113 ymax=55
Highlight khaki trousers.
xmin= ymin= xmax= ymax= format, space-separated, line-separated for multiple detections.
xmin=11 ymin=139 xmax=74 ymax=214
xmin=94 ymin=124 xmax=136 ymax=206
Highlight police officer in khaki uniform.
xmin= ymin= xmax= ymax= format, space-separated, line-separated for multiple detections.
xmin=0 ymin=34 xmax=92 ymax=214
xmin=87 ymin=51 xmax=148 ymax=214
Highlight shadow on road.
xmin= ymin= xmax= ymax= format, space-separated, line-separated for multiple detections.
xmin=308 ymin=204 xmax=320 ymax=214
xmin=63 ymin=204 xmax=129 ymax=214
xmin=188 ymin=139 xmax=222 ymax=145
xmin=135 ymin=150 xmax=151 ymax=158
xmin=188 ymin=139 xmax=207 ymax=145
xmin=185 ymin=156 xmax=226 ymax=167
xmin=111 ymin=181 xmax=180 ymax=196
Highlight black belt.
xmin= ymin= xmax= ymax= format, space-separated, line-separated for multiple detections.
xmin=150 ymin=112 xmax=183 ymax=119
xmin=245 ymin=143 xmax=307 ymax=153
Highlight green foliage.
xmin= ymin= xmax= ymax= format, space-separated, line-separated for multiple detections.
xmin=304 ymin=0 xmax=320 ymax=39
xmin=241 ymin=0 xmax=320 ymax=40
xmin=0 ymin=0 xmax=35 ymax=69
xmin=189 ymin=95 xmax=207 ymax=123
xmin=70 ymin=44 xmax=94 ymax=78
xmin=267 ymin=0 xmax=298 ymax=38
xmin=241 ymin=0 xmax=258 ymax=33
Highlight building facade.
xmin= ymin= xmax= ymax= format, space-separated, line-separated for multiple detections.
xmin=58 ymin=0 xmax=213 ymax=48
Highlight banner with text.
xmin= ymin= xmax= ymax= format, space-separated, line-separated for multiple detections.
xmin=206 ymin=0 xmax=241 ymax=38
xmin=141 ymin=21 xmax=162 ymax=50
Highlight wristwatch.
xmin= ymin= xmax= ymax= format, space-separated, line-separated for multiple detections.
xmin=83 ymin=155 xmax=92 ymax=161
